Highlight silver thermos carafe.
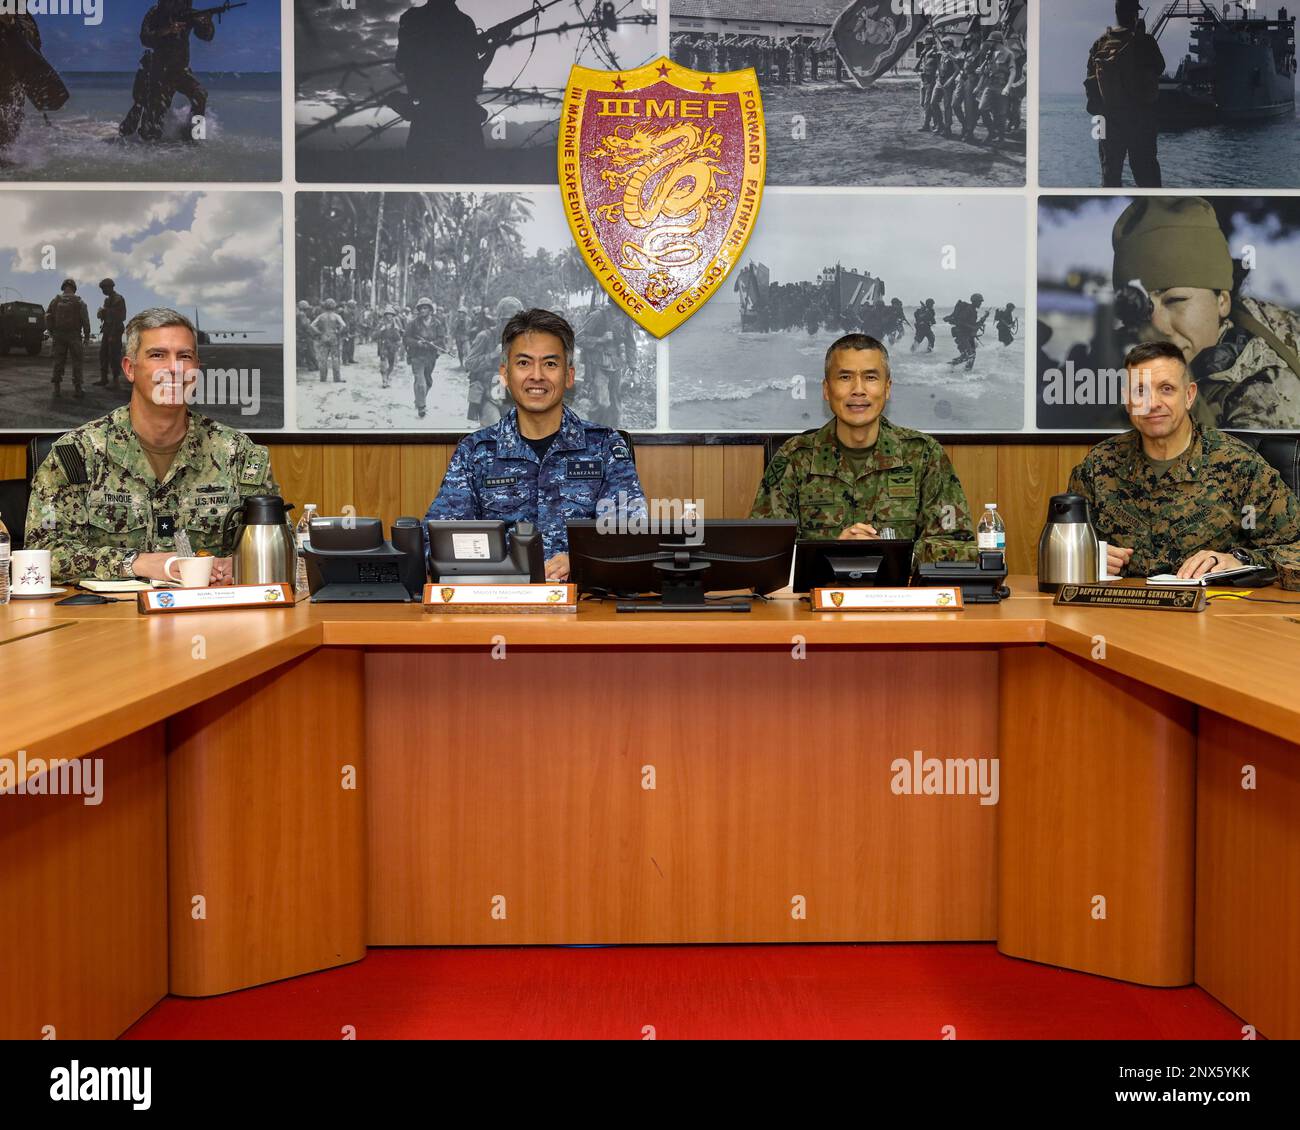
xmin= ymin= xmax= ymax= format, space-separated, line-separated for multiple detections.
xmin=221 ymin=495 xmax=296 ymax=585
xmin=1037 ymin=492 xmax=1100 ymax=593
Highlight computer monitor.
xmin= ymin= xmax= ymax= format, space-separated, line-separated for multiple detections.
xmin=426 ymin=519 xmax=544 ymax=583
xmin=792 ymin=539 xmax=915 ymax=593
xmin=566 ymin=519 xmax=798 ymax=612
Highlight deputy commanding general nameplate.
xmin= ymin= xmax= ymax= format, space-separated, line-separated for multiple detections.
xmin=559 ymin=57 xmax=766 ymax=338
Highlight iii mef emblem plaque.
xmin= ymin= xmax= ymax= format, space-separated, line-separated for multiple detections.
xmin=559 ymin=57 xmax=766 ymax=338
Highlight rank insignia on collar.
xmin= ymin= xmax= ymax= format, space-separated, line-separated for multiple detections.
xmin=559 ymin=57 xmax=766 ymax=338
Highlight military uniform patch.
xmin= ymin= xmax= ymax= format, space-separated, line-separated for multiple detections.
xmin=886 ymin=468 xmax=916 ymax=498
xmin=484 ymin=475 xmax=519 ymax=488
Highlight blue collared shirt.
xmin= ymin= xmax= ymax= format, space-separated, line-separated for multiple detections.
xmin=425 ymin=407 xmax=647 ymax=559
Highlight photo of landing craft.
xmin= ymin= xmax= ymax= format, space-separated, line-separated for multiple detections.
xmin=1154 ymin=0 xmax=1296 ymax=125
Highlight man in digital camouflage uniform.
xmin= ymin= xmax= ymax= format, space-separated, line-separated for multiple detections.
xmin=47 ymin=278 xmax=91 ymax=400
xmin=750 ymin=333 xmax=977 ymax=563
xmin=1069 ymin=341 xmax=1300 ymax=581
xmin=1111 ymin=195 xmax=1300 ymax=430
xmin=26 ymin=307 xmax=279 ymax=584
xmin=426 ymin=308 xmax=646 ymax=582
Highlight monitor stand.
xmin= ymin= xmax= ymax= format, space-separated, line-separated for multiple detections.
xmin=615 ymin=573 xmax=752 ymax=613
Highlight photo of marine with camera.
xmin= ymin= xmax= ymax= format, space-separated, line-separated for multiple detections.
xmin=1037 ymin=195 xmax=1300 ymax=430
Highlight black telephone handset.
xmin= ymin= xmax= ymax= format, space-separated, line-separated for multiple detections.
xmin=389 ymin=517 xmax=429 ymax=596
xmin=510 ymin=521 xmax=546 ymax=583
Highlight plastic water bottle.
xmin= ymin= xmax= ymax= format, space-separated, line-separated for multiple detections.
xmin=0 ymin=516 xmax=9 ymax=605
xmin=977 ymin=503 xmax=1006 ymax=553
xmin=294 ymin=504 xmax=318 ymax=599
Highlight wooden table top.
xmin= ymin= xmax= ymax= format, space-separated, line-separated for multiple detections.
xmin=3 ymin=577 xmax=1299 ymax=774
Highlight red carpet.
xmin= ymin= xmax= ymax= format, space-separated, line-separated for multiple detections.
xmin=122 ymin=943 xmax=1245 ymax=1040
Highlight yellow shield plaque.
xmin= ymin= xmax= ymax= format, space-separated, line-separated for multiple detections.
xmin=559 ymin=57 xmax=766 ymax=338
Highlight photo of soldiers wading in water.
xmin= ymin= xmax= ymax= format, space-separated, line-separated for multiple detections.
xmin=293 ymin=191 xmax=656 ymax=431
xmin=1037 ymin=195 xmax=1300 ymax=430
xmin=1 ymin=1 xmax=277 ymax=182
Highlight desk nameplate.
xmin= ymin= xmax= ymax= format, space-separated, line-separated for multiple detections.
xmin=1054 ymin=584 xmax=1206 ymax=612
xmin=137 ymin=584 xmax=295 ymax=614
xmin=812 ymin=586 xmax=964 ymax=611
xmin=422 ymin=583 xmax=577 ymax=614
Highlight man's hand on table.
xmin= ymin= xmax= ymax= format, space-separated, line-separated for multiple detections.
xmin=545 ymin=553 xmax=570 ymax=582
xmin=129 ymin=552 xmax=234 ymax=585
xmin=1176 ymin=549 xmax=1233 ymax=581
xmin=838 ymin=523 xmax=879 ymax=540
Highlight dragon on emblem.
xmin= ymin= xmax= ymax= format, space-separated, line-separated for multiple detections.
xmin=588 ymin=121 xmax=734 ymax=275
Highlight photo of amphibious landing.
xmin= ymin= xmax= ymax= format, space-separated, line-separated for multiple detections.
xmin=0 ymin=0 xmax=281 ymax=182
xmin=294 ymin=0 xmax=657 ymax=184
xmin=670 ymin=0 xmax=1028 ymax=188
xmin=1040 ymin=0 xmax=1300 ymax=189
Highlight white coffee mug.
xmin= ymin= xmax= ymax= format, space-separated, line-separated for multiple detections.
xmin=1098 ymin=541 xmax=1109 ymax=580
xmin=164 ymin=555 xmax=215 ymax=588
xmin=10 ymin=549 xmax=54 ymax=594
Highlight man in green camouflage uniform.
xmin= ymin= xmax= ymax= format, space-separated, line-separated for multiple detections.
xmin=26 ymin=307 xmax=279 ymax=584
xmin=750 ymin=333 xmax=976 ymax=562
xmin=1068 ymin=341 xmax=1300 ymax=580
xmin=1111 ymin=196 xmax=1300 ymax=429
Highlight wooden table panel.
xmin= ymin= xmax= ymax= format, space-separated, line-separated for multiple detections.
xmin=1195 ymin=711 xmax=1300 ymax=1039
xmin=0 ymin=726 xmax=167 ymax=1039
xmin=167 ymin=648 xmax=367 ymax=996
xmin=366 ymin=647 xmax=999 ymax=945
xmin=998 ymin=646 xmax=1196 ymax=986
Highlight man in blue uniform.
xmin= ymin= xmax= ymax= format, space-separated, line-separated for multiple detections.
xmin=425 ymin=308 xmax=646 ymax=581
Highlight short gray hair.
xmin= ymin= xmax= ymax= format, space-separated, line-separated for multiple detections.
xmin=125 ymin=308 xmax=199 ymax=359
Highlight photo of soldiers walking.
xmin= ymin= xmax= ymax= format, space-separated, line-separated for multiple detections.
xmin=911 ymin=298 xmax=937 ymax=353
xmin=120 ymin=0 xmax=243 ymax=142
xmin=96 ymin=279 xmax=128 ymax=389
xmin=295 ymin=300 xmax=316 ymax=370
xmin=372 ymin=306 xmax=402 ymax=389
xmin=47 ymin=279 xmax=91 ymax=400
xmin=404 ymin=297 xmax=448 ymax=420
xmin=310 ymin=298 xmax=347 ymax=384
xmin=670 ymin=1 xmax=1028 ymax=188
xmin=294 ymin=190 xmax=655 ymax=431
xmin=575 ymin=296 xmax=636 ymax=428
xmin=994 ymin=301 xmax=1018 ymax=346
xmin=944 ymin=293 xmax=987 ymax=371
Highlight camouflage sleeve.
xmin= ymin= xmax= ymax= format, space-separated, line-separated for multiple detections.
xmin=915 ymin=445 xmax=976 ymax=563
xmin=24 ymin=445 xmax=133 ymax=582
xmin=597 ymin=434 xmax=646 ymax=522
xmin=79 ymin=299 xmax=91 ymax=337
xmin=1218 ymin=373 xmax=1291 ymax=431
xmin=749 ymin=449 xmax=796 ymax=520
xmin=1066 ymin=458 xmax=1092 ymax=506
xmin=425 ymin=439 xmax=479 ymax=523
xmin=1236 ymin=458 xmax=1300 ymax=571
xmin=236 ymin=441 xmax=279 ymax=499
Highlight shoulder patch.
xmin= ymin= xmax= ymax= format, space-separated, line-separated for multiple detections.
xmin=54 ymin=443 xmax=88 ymax=485
xmin=241 ymin=455 xmax=266 ymax=484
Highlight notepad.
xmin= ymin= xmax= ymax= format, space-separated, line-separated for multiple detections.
xmin=1146 ymin=566 xmax=1266 ymax=587
xmin=79 ymin=579 xmax=153 ymax=593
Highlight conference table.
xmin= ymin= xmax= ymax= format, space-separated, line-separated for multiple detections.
xmin=2 ymin=578 xmax=1298 ymax=1041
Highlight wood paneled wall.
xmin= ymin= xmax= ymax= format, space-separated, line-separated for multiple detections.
xmin=1 ymin=441 xmax=1093 ymax=576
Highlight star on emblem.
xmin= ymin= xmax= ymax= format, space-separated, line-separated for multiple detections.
xmin=701 ymin=76 xmax=715 ymax=90
xmin=656 ymin=62 xmax=671 ymax=77
xmin=612 ymin=75 xmax=625 ymax=89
